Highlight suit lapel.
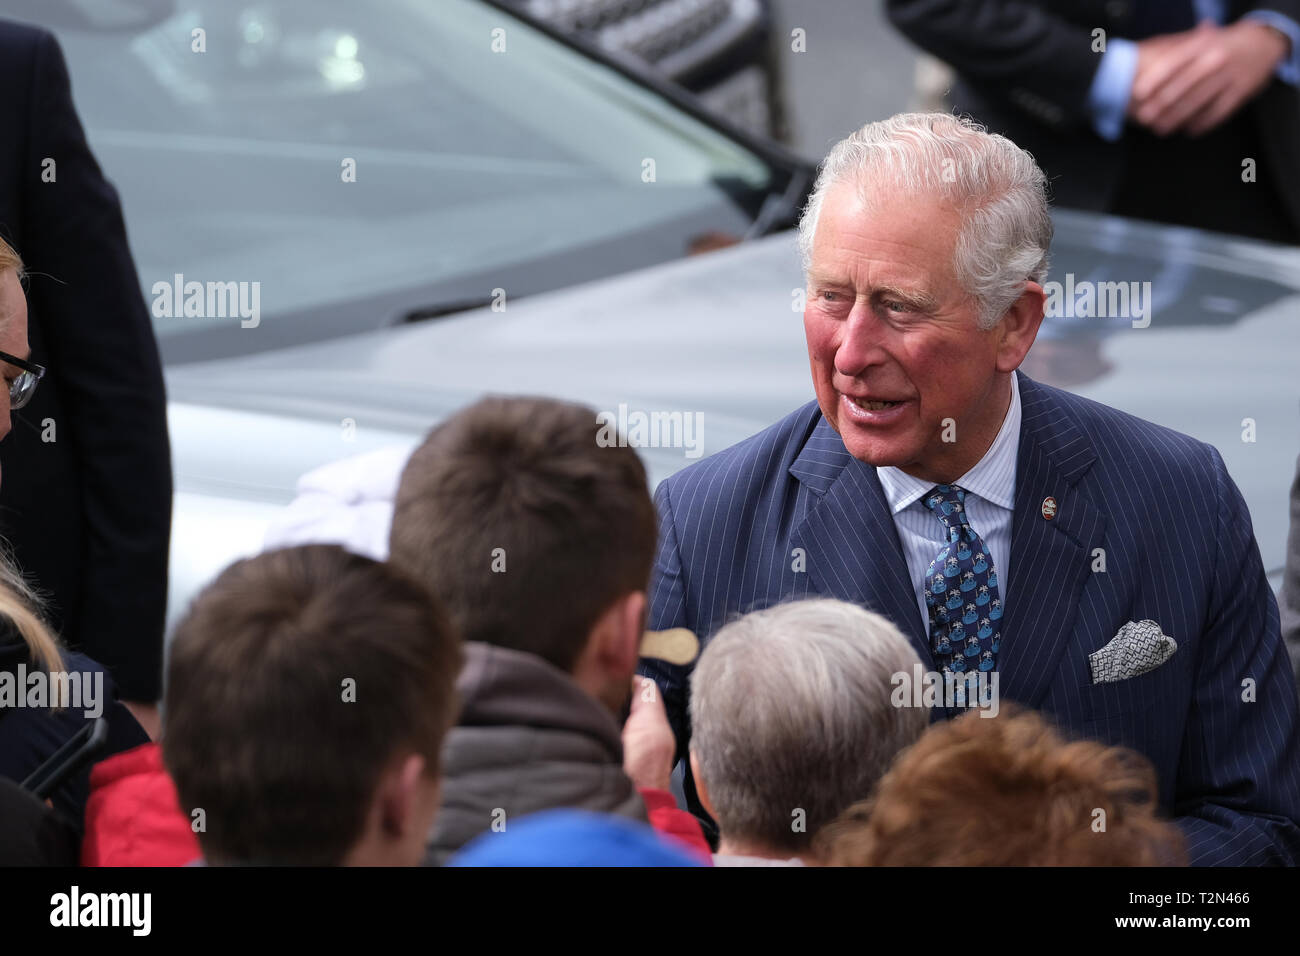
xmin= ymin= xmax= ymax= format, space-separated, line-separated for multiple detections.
xmin=789 ymin=419 xmax=931 ymax=664
xmin=999 ymin=376 xmax=1107 ymax=709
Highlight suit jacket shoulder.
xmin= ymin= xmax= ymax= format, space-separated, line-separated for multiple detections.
xmin=657 ymin=399 xmax=823 ymax=510
xmin=1019 ymin=375 xmax=1220 ymax=493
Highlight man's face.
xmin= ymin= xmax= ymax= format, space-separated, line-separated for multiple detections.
xmin=803 ymin=179 xmax=1019 ymax=482
xmin=0 ymin=270 xmax=30 ymax=454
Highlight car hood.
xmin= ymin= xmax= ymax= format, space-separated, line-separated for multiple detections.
xmin=163 ymin=212 xmax=1300 ymax=631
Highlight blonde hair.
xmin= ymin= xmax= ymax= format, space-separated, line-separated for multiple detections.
xmin=0 ymin=236 xmax=24 ymax=338
xmin=0 ymin=548 xmax=63 ymax=674
xmin=0 ymin=236 xmax=22 ymax=280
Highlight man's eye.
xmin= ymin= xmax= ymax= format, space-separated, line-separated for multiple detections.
xmin=884 ymin=299 xmax=911 ymax=312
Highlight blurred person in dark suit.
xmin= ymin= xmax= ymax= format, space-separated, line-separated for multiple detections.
xmin=886 ymin=0 xmax=1300 ymax=243
xmin=0 ymin=19 xmax=172 ymax=734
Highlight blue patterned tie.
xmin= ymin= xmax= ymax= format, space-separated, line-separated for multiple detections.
xmin=922 ymin=485 xmax=1003 ymax=704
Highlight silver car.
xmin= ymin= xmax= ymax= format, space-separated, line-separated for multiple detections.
xmin=24 ymin=0 xmax=1300 ymax=643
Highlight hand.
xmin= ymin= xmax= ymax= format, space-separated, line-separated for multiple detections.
xmin=122 ymin=699 xmax=161 ymax=740
xmin=621 ymin=676 xmax=676 ymax=792
xmin=1128 ymin=20 xmax=1289 ymax=137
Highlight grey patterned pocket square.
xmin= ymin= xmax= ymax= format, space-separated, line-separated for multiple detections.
xmin=1089 ymin=620 xmax=1177 ymax=685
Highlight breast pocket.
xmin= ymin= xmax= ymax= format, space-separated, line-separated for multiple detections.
xmin=1077 ymin=655 xmax=1184 ymax=758
xmin=1082 ymin=660 xmax=1176 ymax=719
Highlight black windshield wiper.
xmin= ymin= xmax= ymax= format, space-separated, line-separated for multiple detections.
xmin=401 ymin=297 xmax=503 ymax=324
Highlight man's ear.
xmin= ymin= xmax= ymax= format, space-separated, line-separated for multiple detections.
xmin=689 ymin=749 xmax=717 ymax=821
xmin=994 ymin=280 xmax=1046 ymax=373
xmin=379 ymin=753 xmax=429 ymax=837
xmin=594 ymin=590 xmax=646 ymax=679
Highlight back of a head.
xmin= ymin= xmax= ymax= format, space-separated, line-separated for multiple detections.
xmin=163 ymin=544 xmax=462 ymax=866
xmin=689 ymin=598 xmax=927 ymax=857
xmin=819 ymin=705 xmax=1187 ymax=866
xmin=388 ymin=395 xmax=656 ymax=673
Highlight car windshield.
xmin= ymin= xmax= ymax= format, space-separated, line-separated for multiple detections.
xmin=45 ymin=0 xmax=781 ymax=361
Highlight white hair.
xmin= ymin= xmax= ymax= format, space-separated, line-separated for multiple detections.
xmin=797 ymin=112 xmax=1052 ymax=330
xmin=689 ymin=598 xmax=927 ymax=855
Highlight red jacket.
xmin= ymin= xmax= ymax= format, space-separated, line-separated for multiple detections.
xmin=80 ymin=743 xmax=710 ymax=866
xmin=80 ymin=743 xmax=201 ymax=867
xmin=638 ymin=787 xmax=712 ymax=865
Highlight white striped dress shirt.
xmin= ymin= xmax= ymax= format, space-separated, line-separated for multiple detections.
xmin=876 ymin=371 xmax=1022 ymax=637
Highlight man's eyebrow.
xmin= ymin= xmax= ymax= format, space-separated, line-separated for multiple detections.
xmin=805 ymin=272 xmax=851 ymax=288
xmin=805 ymin=274 xmax=939 ymax=311
xmin=873 ymin=285 xmax=938 ymax=311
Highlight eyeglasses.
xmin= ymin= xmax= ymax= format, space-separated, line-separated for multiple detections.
xmin=0 ymin=350 xmax=45 ymax=410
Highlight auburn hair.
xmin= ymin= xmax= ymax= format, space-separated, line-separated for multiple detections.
xmin=817 ymin=704 xmax=1187 ymax=866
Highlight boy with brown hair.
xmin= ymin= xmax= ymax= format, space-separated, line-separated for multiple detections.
xmin=163 ymin=544 xmax=461 ymax=866
xmin=388 ymin=395 xmax=700 ymax=864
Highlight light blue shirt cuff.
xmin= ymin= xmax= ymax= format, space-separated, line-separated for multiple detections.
xmin=1086 ymin=38 xmax=1139 ymax=141
xmin=1243 ymin=11 xmax=1300 ymax=85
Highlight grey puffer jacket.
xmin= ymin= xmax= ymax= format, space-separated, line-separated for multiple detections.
xmin=424 ymin=641 xmax=646 ymax=865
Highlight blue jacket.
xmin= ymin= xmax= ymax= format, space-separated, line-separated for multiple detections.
xmin=641 ymin=373 xmax=1300 ymax=865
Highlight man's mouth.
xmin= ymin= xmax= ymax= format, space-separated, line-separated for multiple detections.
xmin=849 ymin=397 xmax=903 ymax=411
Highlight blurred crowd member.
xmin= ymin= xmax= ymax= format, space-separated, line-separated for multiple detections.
xmin=0 ymin=552 xmax=150 ymax=858
xmin=388 ymin=396 xmax=709 ymax=865
xmin=886 ymin=1 xmax=1300 ymax=243
xmin=163 ymin=545 xmax=460 ymax=866
xmin=690 ymin=599 xmax=927 ymax=866
xmin=1283 ymin=453 xmax=1300 ymax=688
xmin=0 ymin=236 xmax=147 ymax=843
xmin=0 ymin=19 xmax=172 ymax=734
xmin=450 ymin=809 xmax=702 ymax=868
xmin=818 ymin=706 xmax=1187 ymax=866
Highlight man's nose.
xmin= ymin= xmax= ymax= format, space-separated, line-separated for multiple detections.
xmin=834 ymin=303 xmax=888 ymax=377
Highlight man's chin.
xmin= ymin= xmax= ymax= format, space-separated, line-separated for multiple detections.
xmin=843 ymin=440 xmax=914 ymax=468
xmin=829 ymin=417 xmax=918 ymax=468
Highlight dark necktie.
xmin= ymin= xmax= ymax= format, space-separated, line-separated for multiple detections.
xmin=922 ymin=484 xmax=1003 ymax=704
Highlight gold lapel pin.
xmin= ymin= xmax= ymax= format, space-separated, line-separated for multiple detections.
xmin=1041 ymin=496 xmax=1058 ymax=520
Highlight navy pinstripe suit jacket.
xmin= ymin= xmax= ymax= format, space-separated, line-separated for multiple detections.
xmin=641 ymin=373 xmax=1300 ymax=865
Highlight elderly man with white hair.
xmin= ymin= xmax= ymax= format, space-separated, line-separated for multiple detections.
xmin=639 ymin=111 xmax=1300 ymax=865
xmin=689 ymin=599 xmax=926 ymax=866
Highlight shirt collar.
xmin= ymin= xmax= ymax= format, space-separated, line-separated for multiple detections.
xmin=876 ymin=371 xmax=1021 ymax=515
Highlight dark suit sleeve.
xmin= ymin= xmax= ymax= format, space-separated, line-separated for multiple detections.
xmin=885 ymin=0 xmax=1103 ymax=124
xmin=1173 ymin=447 xmax=1300 ymax=865
xmin=638 ymin=478 xmax=693 ymax=760
xmin=1242 ymin=0 xmax=1300 ymax=22
xmin=20 ymin=32 xmax=172 ymax=701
